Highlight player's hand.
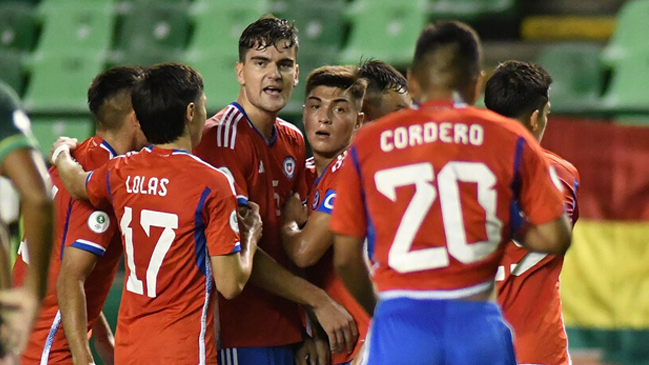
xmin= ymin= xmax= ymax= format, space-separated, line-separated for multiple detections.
xmin=0 ymin=288 xmax=40 ymax=359
xmin=49 ymin=137 xmax=78 ymax=164
xmin=312 ymin=295 xmax=358 ymax=355
xmin=238 ymin=202 xmax=262 ymax=251
xmin=294 ymin=336 xmax=330 ymax=365
xmin=283 ymin=193 xmax=308 ymax=227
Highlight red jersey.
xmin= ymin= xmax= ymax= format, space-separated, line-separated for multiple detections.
xmin=331 ymin=100 xmax=566 ymax=299
xmin=496 ymin=150 xmax=580 ymax=365
xmin=13 ymin=136 xmax=122 ymax=365
xmin=307 ymin=152 xmax=370 ymax=364
xmin=194 ymin=102 xmax=308 ymax=347
xmin=86 ymin=146 xmax=241 ymax=365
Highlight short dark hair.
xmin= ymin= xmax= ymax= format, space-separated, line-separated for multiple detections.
xmin=484 ymin=60 xmax=553 ymax=119
xmin=305 ymin=65 xmax=367 ymax=110
xmin=238 ymin=15 xmax=299 ymax=62
xmin=87 ymin=66 xmax=143 ymax=128
xmin=356 ymin=59 xmax=407 ymax=104
xmin=411 ymin=21 xmax=482 ymax=90
xmin=131 ymin=63 xmax=204 ymax=144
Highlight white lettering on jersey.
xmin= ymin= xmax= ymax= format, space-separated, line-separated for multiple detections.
xmin=380 ymin=122 xmax=484 ymax=152
xmin=125 ymin=176 xmax=169 ymax=196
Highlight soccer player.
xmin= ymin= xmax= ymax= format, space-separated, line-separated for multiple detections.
xmin=484 ymin=60 xmax=580 ymax=365
xmin=0 ymin=80 xmax=53 ymax=359
xmin=355 ymin=59 xmax=412 ymax=122
xmin=193 ymin=16 xmax=357 ymax=365
xmin=282 ymin=66 xmax=370 ymax=365
xmin=51 ymin=63 xmax=260 ymax=365
xmin=331 ymin=21 xmax=573 ymax=364
xmin=13 ymin=66 xmax=145 ymax=365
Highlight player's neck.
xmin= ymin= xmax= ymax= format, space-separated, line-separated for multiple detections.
xmin=155 ymin=134 xmax=193 ymax=153
xmin=417 ymin=89 xmax=469 ymax=105
xmin=96 ymin=129 xmax=135 ymax=156
xmin=236 ymin=96 xmax=277 ymax=140
xmin=313 ymin=151 xmax=337 ymax=177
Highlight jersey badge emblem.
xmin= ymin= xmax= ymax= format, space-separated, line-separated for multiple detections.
xmin=283 ymin=157 xmax=296 ymax=179
xmin=88 ymin=211 xmax=110 ymax=234
xmin=312 ymin=190 xmax=320 ymax=211
xmin=229 ymin=210 xmax=239 ymax=234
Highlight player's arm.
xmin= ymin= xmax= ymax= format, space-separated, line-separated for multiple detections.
xmin=50 ymin=138 xmax=90 ymax=200
xmin=0 ymin=147 xmax=53 ymax=355
xmin=91 ymin=312 xmax=114 ymax=365
xmin=282 ymin=193 xmax=333 ymax=268
xmin=211 ymin=202 xmax=261 ymax=299
xmin=333 ymin=234 xmax=376 ymax=315
xmin=516 ymin=140 xmax=572 ymax=255
xmin=57 ymin=246 xmax=100 ymax=365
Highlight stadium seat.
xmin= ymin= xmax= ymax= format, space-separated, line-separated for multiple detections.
xmin=112 ymin=0 xmax=190 ymax=66
xmin=338 ymin=0 xmax=428 ymax=66
xmin=535 ymin=43 xmax=604 ymax=114
xmin=30 ymin=115 xmax=95 ymax=156
xmin=600 ymin=0 xmax=649 ymax=67
xmin=0 ymin=2 xmax=36 ymax=52
xmin=0 ymin=51 xmax=25 ymax=95
xmin=282 ymin=0 xmax=345 ymax=50
xmin=22 ymin=54 xmax=104 ymax=113
xmin=601 ymin=53 xmax=649 ymax=113
xmin=34 ymin=2 xmax=114 ymax=57
xmin=186 ymin=0 xmax=269 ymax=57
xmin=184 ymin=53 xmax=240 ymax=113
xmin=429 ymin=0 xmax=517 ymax=21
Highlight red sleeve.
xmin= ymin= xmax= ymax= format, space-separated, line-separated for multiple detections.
xmin=551 ymin=160 xmax=580 ymax=226
xmin=294 ymin=140 xmax=309 ymax=204
xmin=194 ymin=129 xmax=250 ymax=206
xmin=518 ymin=139 xmax=565 ymax=226
xmin=64 ymin=200 xmax=117 ymax=257
xmin=86 ymin=160 xmax=114 ymax=211
xmin=330 ymin=146 xmax=367 ymax=239
xmin=203 ymin=172 xmax=242 ymax=256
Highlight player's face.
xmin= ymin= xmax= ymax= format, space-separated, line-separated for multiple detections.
xmin=189 ymin=93 xmax=208 ymax=148
xmin=304 ymin=86 xmax=361 ymax=159
xmin=368 ymin=89 xmax=413 ymax=122
xmin=236 ymin=42 xmax=298 ymax=114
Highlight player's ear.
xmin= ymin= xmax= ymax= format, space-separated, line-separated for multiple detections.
xmin=236 ymin=62 xmax=245 ymax=86
xmin=355 ymin=112 xmax=365 ymax=129
xmin=529 ymin=109 xmax=540 ymax=132
xmin=293 ymin=64 xmax=299 ymax=87
xmin=470 ymin=70 xmax=486 ymax=106
xmin=406 ymin=69 xmax=421 ymax=103
xmin=186 ymin=102 xmax=195 ymax=124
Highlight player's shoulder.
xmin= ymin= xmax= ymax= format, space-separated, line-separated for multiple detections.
xmin=201 ymin=103 xmax=249 ymax=151
xmin=276 ymin=117 xmax=305 ymax=145
xmin=72 ymin=136 xmax=115 ymax=169
xmin=173 ymin=150 xmax=236 ymax=189
xmin=543 ymin=149 xmax=580 ymax=182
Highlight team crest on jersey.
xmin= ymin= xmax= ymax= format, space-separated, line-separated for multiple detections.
xmin=229 ymin=210 xmax=239 ymax=234
xmin=312 ymin=190 xmax=320 ymax=211
xmin=283 ymin=157 xmax=296 ymax=179
xmin=88 ymin=211 xmax=110 ymax=234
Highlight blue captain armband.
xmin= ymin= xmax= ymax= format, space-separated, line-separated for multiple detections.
xmin=316 ymin=190 xmax=336 ymax=214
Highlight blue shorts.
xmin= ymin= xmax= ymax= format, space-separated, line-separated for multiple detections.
xmin=219 ymin=345 xmax=294 ymax=365
xmin=362 ymin=297 xmax=516 ymax=365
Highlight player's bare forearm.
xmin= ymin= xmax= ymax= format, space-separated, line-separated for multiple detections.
xmin=52 ymin=148 xmax=90 ymax=201
xmin=251 ymin=250 xmax=358 ymax=353
xmin=91 ymin=312 xmax=115 ymax=365
xmin=57 ymin=249 xmax=98 ymax=365
xmin=3 ymin=148 xmax=53 ymax=299
xmin=281 ymin=211 xmax=334 ymax=268
xmin=334 ymin=234 xmax=376 ymax=315
xmin=517 ymin=214 xmax=572 ymax=255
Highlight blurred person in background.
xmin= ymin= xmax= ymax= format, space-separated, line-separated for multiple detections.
xmin=193 ymin=15 xmax=357 ymax=365
xmin=485 ymin=60 xmax=580 ymax=365
xmin=0 ymin=80 xmax=53 ymax=361
xmin=355 ymin=59 xmax=412 ymax=122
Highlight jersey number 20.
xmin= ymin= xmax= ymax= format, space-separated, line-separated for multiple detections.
xmin=121 ymin=206 xmax=178 ymax=298
xmin=375 ymin=162 xmax=503 ymax=274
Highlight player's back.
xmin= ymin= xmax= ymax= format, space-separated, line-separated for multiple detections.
xmin=352 ymin=100 xmax=562 ymax=294
xmin=88 ymin=146 xmax=240 ymax=365
xmin=14 ymin=136 xmax=122 ymax=365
